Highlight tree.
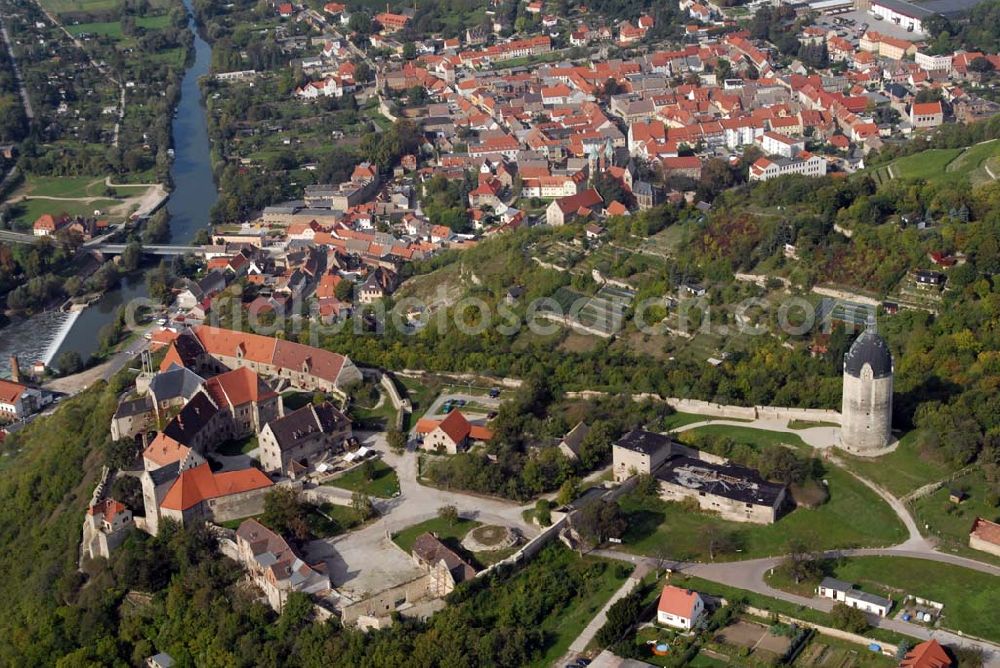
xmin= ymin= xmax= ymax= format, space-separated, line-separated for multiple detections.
xmin=348 ymin=12 xmax=372 ymax=34
xmin=361 ymin=458 xmax=378 ymax=481
xmin=335 ymin=277 xmax=354 ymax=301
xmin=387 ymin=428 xmax=406 ymax=453
xmin=969 ymin=56 xmax=995 ymax=74
xmin=262 ymin=488 xmax=311 ymax=543
xmin=574 ymin=499 xmax=625 ymax=548
xmin=534 ymin=499 xmax=552 ymax=526
xmin=701 ymin=526 xmax=742 ymax=561
xmin=783 ymin=538 xmax=822 ymax=584
xmin=437 ymin=504 xmax=459 ymax=526
xmin=895 ymin=639 xmax=914 ymax=661
xmin=57 ymin=351 xmax=84 ymax=376
xmin=830 ymin=602 xmax=869 ymax=633
xmin=402 ymin=41 xmax=417 ymax=60
xmin=351 ymin=491 xmax=375 ymax=520
xmin=556 ymin=477 xmax=580 ymax=507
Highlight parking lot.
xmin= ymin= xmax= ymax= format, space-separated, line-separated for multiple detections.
xmin=814 ymin=9 xmax=925 ymax=42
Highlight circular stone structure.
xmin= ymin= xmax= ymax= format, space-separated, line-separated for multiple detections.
xmin=840 ymin=324 xmax=893 ymax=453
xmin=461 ymin=525 xmax=518 ymax=552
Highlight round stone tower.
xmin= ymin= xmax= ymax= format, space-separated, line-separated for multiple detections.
xmin=840 ymin=323 xmax=893 ymax=452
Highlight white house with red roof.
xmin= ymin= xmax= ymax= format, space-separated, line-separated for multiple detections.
xmin=910 ymin=100 xmax=943 ymax=129
xmin=657 ymin=585 xmax=705 ymax=629
xmin=415 ymin=409 xmax=493 ymax=454
xmin=82 ymin=498 xmax=135 ymax=559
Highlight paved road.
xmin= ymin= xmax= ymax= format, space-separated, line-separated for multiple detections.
xmin=595 ymin=548 xmax=1000 ymax=665
xmin=303 ymin=431 xmax=537 ymax=602
xmin=0 ymin=16 xmax=33 ymax=119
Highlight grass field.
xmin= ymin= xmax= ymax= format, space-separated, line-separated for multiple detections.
xmin=11 ymin=198 xmax=121 ymax=228
xmin=883 ymin=140 xmax=1000 ymax=186
xmin=68 ymin=15 xmax=173 ymax=37
xmin=839 ymin=432 xmax=952 ymax=498
xmin=910 ymin=469 xmax=1000 ymax=563
xmin=617 ymin=463 xmax=906 ymax=561
xmin=19 ymin=174 xmax=149 ymax=198
xmin=324 ymin=459 xmax=400 ymax=498
xmin=392 ymin=516 xmax=480 ymax=553
xmin=888 ymin=148 xmax=964 ymax=182
xmin=41 ymin=0 xmax=119 ymax=14
xmin=945 ymin=139 xmax=1000 ymax=186
xmin=770 ymin=556 xmax=1000 ymax=643
xmin=677 ymin=424 xmax=810 ymax=452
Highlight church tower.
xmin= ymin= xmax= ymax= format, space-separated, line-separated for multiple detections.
xmin=840 ymin=318 xmax=893 ymax=453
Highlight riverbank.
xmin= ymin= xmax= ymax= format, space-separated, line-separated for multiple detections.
xmin=1 ymin=0 xmax=216 ymax=380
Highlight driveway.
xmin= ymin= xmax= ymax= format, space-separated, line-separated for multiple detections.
xmin=304 ymin=431 xmax=537 ymax=604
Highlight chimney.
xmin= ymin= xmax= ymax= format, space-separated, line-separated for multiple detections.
xmin=9 ymin=356 xmax=21 ymax=384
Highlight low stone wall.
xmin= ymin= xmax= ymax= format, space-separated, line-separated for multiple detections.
xmin=398 ymin=369 xmax=523 ymax=389
xmin=564 ymin=392 xmax=842 ymax=425
xmin=744 ymin=606 xmax=897 ymax=655
xmin=340 ymin=574 xmax=432 ymax=626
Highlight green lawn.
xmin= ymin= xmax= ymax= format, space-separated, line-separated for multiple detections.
xmin=910 ymin=469 xmax=1000 ymax=563
xmin=787 ymin=419 xmax=839 ymax=430
xmin=391 ymin=516 xmax=520 ymax=568
xmin=391 ymin=516 xmax=480 ymax=553
xmin=19 ymin=175 xmax=112 ymax=198
xmin=677 ymin=424 xmax=810 ymax=452
xmin=839 ymin=431 xmax=952 ymax=498
xmin=617 ymin=464 xmax=907 ymax=561
xmin=11 ymin=198 xmax=121 ymax=228
xmin=770 ymin=556 xmax=1000 ymax=643
xmin=944 ymin=139 xmax=1000 ymax=186
xmin=889 ymin=148 xmax=964 ymax=182
xmin=215 ymin=435 xmax=258 ymax=457
xmin=218 ymin=503 xmax=364 ymax=538
xmin=663 ymin=412 xmax=724 ymax=430
xmin=281 ymin=390 xmax=316 ymax=411
xmin=68 ymin=16 xmax=172 ymax=37
xmin=324 ymin=459 xmax=400 ymax=498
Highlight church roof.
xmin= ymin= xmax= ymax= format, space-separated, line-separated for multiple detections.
xmin=844 ymin=328 xmax=892 ymax=379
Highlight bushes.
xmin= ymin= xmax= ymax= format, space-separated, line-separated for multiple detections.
xmin=829 ymin=602 xmax=870 ymax=634
xmin=595 ymin=587 xmax=643 ymax=647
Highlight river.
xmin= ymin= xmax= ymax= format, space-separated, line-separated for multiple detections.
xmin=0 ymin=0 xmax=216 ymax=379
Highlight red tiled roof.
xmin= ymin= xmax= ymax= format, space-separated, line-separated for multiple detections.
xmin=203 ymin=366 xmax=276 ymax=408
xmin=160 ymin=463 xmax=272 ymax=511
xmin=143 ymin=433 xmax=192 ymax=467
xmin=658 ymin=585 xmax=700 ymax=619
xmin=899 ymin=640 xmax=952 ymax=668
xmin=88 ymin=498 xmax=127 ymax=521
xmin=0 ymin=379 xmax=26 ymax=404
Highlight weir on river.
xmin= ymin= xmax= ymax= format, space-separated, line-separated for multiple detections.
xmin=0 ymin=0 xmax=217 ymax=379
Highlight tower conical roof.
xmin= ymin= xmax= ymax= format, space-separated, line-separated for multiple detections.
xmin=844 ymin=328 xmax=892 ymax=379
